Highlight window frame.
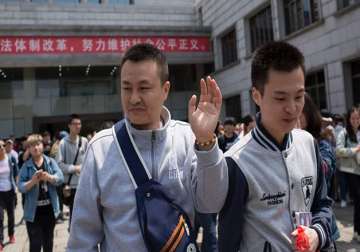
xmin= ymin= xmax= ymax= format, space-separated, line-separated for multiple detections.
xmin=249 ymin=4 xmax=274 ymax=53
xmin=305 ymin=68 xmax=328 ymax=110
xmin=220 ymin=28 xmax=238 ymax=68
xmin=283 ymin=0 xmax=320 ymax=35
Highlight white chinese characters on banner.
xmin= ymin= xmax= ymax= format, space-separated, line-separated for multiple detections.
xmin=0 ymin=36 xmax=210 ymax=54
xmin=1 ymin=39 xmax=12 ymax=52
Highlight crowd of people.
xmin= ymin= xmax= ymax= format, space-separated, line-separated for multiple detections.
xmin=0 ymin=42 xmax=359 ymax=252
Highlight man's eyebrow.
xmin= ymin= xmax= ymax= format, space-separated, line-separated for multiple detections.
xmin=273 ymin=91 xmax=288 ymax=95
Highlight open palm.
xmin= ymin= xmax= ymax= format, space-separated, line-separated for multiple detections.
xmin=188 ymin=76 xmax=222 ymax=142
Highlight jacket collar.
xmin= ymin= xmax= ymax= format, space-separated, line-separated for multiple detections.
xmin=25 ymin=155 xmax=51 ymax=170
xmin=251 ymin=113 xmax=293 ymax=152
xmin=125 ymin=106 xmax=171 ymax=145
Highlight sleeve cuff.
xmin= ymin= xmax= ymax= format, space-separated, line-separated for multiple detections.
xmin=311 ymin=223 xmax=326 ymax=249
xmin=194 ymin=140 xmax=222 ymax=167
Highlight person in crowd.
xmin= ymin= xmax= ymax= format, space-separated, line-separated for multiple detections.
xmin=218 ymin=117 xmax=239 ymax=152
xmin=336 ymin=107 xmax=360 ymax=241
xmin=235 ymin=123 xmax=243 ymax=136
xmin=56 ymin=114 xmax=88 ymax=231
xmin=0 ymin=139 xmax=18 ymax=251
xmin=240 ymin=114 xmax=255 ymax=137
xmin=334 ymin=114 xmax=345 ymax=139
xmin=333 ymin=113 xmax=348 ymax=206
xmin=5 ymin=139 xmax=18 ymax=165
xmin=50 ymin=130 xmax=68 ymax=222
xmin=219 ymin=41 xmax=333 ymax=252
xmin=300 ymin=93 xmax=340 ymax=242
xmin=216 ymin=121 xmax=224 ymax=137
xmin=49 ymin=131 xmax=68 ymax=159
xmin=42 ymin=131 xmax=52 ymax=156
xmin=67 ymin=43 xmax=227 ymax=251
xmin=18 ymin=137 xmax=31 ymax=169
xmin=18 ymin=134 xmax=64 ymax=252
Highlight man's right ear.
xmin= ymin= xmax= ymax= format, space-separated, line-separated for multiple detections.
xmin=251 ymin=87 xmax=261 ymax=106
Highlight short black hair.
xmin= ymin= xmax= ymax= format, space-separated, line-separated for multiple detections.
xmin=68 ymin=114 xmax=81 ymax=124
xmin=224 ymin=117 xmax=236 ymax=126
xmin=120 ymin=43 xmax=169 ymax=84
xmin=242 ymin=114 xmax=254 ymax=127
xmin=251 ymin=41 xmax=305 ymax=94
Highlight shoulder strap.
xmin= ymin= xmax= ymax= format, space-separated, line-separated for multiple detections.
xmin=66 ymin=137 xmax=82 ymax=185
xmin=113 ymin=121 xmax=151 ymax=188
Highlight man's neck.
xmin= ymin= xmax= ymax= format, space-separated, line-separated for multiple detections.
xmin=33 ymin=155 xmax=43 ymax=166
xmin=69 ymin=133 xmax=78 ymax=142
xmin=260 ymin=119 xmax=285 ymax=146
xmin=0 ymin=154 xmax=5 ymax=161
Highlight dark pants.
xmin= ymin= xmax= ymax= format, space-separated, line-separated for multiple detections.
xmin=26 ymin=208 xmax=56 ymax=252
xmin=348 ymin=174 xmax=360 ymax=234
xmin=56 ymin=185 xmax=64 ymax=217
xmin=338 ymin=171 xmax=348 ymax=201
xmin=68 ymin=189 xmax=77 ymax=231
xmin=195 ymin=212 xmax=218 ymax=252
xmin=0 ymin=190 xmax=15 ymax=245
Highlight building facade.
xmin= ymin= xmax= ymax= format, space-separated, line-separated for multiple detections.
xmin=1 ymin=0 xmax=359 ymax=137
xmin=0 ymin=0 xmax=213 ymax=137
xmin=196 ymin=0 xmax=360 ymax=120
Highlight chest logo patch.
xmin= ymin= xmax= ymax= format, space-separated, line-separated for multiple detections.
xmin=301 ymin=176 xmax=313 ymax=206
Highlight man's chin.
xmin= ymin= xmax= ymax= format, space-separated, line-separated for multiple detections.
xmin=127 ymin=118 xmax=150 ymax=129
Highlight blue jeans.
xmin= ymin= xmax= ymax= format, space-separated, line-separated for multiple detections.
xmin=195 ymin=212 xmax=218 ymax=252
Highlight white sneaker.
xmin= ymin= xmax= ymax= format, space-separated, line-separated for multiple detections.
xmin=341 ymin=200 xmax=347 ymax=208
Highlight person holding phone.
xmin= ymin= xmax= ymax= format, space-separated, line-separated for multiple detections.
xmin=18 ymin=134 xmax=63 ymax=252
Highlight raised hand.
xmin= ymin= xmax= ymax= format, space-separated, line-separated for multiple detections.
xmin=188 ymin=76 xmax=222 ymax=143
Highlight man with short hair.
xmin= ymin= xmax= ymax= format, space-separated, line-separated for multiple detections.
xmin=67 ymin=43 xmax=227 ymax=251
xmin=56 ymin=114 xmax=88 ymax=230
xmin=219 ymin=42 xmax=333 ymax=252
xmin=218 ymin=117 xmax=239 ymax=153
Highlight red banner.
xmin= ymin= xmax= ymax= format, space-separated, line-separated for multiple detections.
xmin=0 ymin=36 xmax=210 ymax=54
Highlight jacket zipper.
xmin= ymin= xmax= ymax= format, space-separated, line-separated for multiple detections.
xmin=151 ymin=131 xmax=156 ymax=179
xmin=281 ymin=153 xmax=295 ymax=229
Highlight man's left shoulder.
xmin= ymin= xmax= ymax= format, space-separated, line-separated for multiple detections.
xmin=291 ymin=129 xmax=314 ymax=143
xmin=169 ymin=120 xmax=195 ymax=141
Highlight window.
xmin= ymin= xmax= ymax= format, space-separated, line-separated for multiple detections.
xmin=338 ymin=0 xmax=360 ymax=9
xmin=284 ymin=0 xmax=320 ymax=35
xmin=221 ymin=29 xmax=238 ymax=67
xmin=351 ymin=60 xmax=360 ymax=106
xmin=225 ymin=95 xmax=241 ymax=121
xmin=249 ymin=5 xmax=274 ymax=52
xmin=305 ymin=69 xmax=327 ymax=110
